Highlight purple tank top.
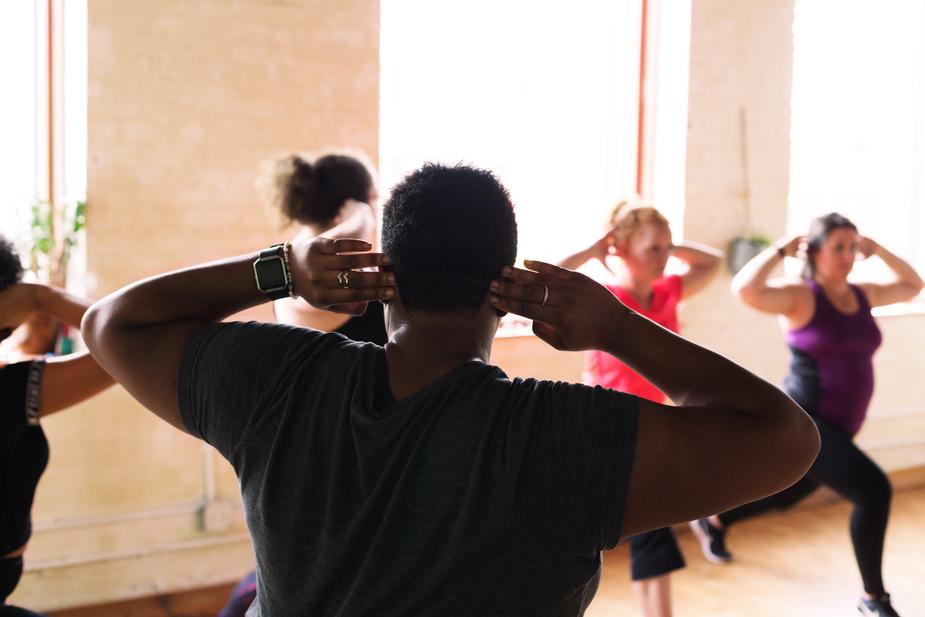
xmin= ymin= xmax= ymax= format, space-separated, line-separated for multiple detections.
xmin=784 ymin=282 xmax=882 ymax=435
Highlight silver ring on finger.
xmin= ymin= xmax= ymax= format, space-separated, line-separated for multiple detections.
xmin=338 ymin=270 xmax=351 ymax=289
xmin=541 ymin=284 xmax=549 ymax=307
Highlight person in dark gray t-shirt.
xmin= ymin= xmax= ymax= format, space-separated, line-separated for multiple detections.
xmin=84 ymin=164 xmax=819 ymax=616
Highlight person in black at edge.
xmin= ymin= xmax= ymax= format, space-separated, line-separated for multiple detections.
xmin=83 ymin=164 xmax=820 ymax=617
xmin=0 ymin=236 xmax=114 ymax=616
xmin=216 ymin=152 xmax=389 ymax=617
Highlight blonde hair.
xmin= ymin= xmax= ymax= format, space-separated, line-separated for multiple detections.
xmin=608 ymin=199 xmax=670 ymax=246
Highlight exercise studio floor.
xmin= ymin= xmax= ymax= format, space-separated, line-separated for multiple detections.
xmin=589 ymin=485 xmax=925 ymax=617
xmin=49 ymin=486 xmax=925 ymax=617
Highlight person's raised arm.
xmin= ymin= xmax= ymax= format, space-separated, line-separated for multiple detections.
xmin=555 ymin=229 xmax=613 ymax=271
xmin=671 ymin=241 xmax=723 ymax=298
xmin=82 ymin=238 xmax=394 ymax=432
xmin=730 ymin=234 xmax=810 ymax=318
xmin=0 ymin=283 xmax=115 ymax=416
xmin=856 ymin=237 xmax=924 ymax=307
xmin=325 ymin=199 xmax=377 ymax=244
xmin=489 ymin=261 xmax=820 ymax=537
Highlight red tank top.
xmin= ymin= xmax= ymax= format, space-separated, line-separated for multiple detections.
xmin=583 ymin=275 xmax=682 ymax=403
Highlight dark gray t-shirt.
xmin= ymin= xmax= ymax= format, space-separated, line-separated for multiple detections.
xmin=178 ymin=321 xmax=638 ymax=617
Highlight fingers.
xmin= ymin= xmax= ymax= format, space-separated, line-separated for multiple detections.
xmin=319 ymin=251 xmax=391 ymax=270
xmin=323 ymin=270 xmax=395 ymax=290
xmin=490 ymin=278 xmax=548 ymax=306
xmin=522 ymin=260 xmax=576 ymax=280
xmin=498 ymin=266 xmax=544 ymax=286
xmin=315 ymin=237 xmax=373 ymax=255
xmin=488 ymin=292 xmax=546 ymax=321
xmin=490 ymin=263 xmax=570 ymax=318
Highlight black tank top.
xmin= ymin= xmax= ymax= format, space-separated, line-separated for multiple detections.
xmin=1 ymin=360 xmax=49 ymax=554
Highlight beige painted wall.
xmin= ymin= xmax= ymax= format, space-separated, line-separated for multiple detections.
xmin=13 ymin=0 xmax=380 ymax=610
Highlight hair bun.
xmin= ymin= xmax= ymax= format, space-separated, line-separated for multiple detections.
xmin=256 ymin=154 xmax=318 ymax=226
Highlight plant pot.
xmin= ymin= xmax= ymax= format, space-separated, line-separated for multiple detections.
xmin=728 ymin=237 xmax=770 ymax=274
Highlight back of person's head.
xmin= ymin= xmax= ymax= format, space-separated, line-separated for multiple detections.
xmin=803 ymin=212 xmax=858 ymax=279
xmin=258 ymin=152 xmax=375 ymax=227
xmin=0 ymin=236 xmax=24 ymax=342
xmin=608 ymin=199 xmax=669 ymax=247
xmin=381 ymin=163 xmax=517 ymax=313
xmin=0 ymin=235 xmax=24 ymax=293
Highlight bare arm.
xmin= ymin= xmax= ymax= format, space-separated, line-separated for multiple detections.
xmin=730 ymin=235 xmax=811 ymax=318
xmin=489 ymin=261 xmax=820 ymax=538
xmin=671 ymin=241 xmax=723 ymax=298
xmin=555 ymin=229 xmax=612 ymax=271
xmin=82 ymin=238 xmax=394 ymax=432
xmin=0 ymin=283 xmax=115 ymax=416
xmin=33 ymin=285 xmax=92 ymax=329
xmin=857 ymin=238 xmax=924 ymax=307
xmin=40 ymin=352 xmax=114 ymax=417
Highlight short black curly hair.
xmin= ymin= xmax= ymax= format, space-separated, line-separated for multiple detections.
xmin=381 ymin=163 xmax=517 ymax=312
xmin=0 ymin=235 xmax=24 ymax=292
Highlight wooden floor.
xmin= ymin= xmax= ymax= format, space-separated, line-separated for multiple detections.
xmin=590 ymin=486 xmax=925 ymax=617
xmin=48 ymin=487 xmax=925 ymax=617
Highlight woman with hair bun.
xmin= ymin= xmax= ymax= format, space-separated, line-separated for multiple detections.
xmin=558 ymin=200 xmax=724 ymax=617
xmin=694 ymin=213 xmax=923 ymax=617
xmin=258 ymin=151 xmax=387 ymax=345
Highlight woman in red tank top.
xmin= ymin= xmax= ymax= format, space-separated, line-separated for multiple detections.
xmin=558 ymin=201 xmax=723 ymax=617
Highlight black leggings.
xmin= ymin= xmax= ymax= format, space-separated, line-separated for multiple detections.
xmin=718 ymin=414 xmax=892 ymax=595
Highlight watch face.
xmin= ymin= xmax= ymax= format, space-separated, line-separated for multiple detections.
xmin=255 ymin=257 xmax=287 ymax=291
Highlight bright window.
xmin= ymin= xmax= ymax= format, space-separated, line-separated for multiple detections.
xmin=0 ymin=2 xmax=42 ymax=241
xmin=380 ymin=0 xmax=643 ymax=264
xmin=788 ymin=0 xmax=925 ymax=289
xmin=0 ymin=1 xmax=87 ymax=280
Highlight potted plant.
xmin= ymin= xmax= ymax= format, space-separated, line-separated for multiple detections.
xmin=728 ymin=234 xmax=770 ymax=274
xmin=9 ymin=198 xmax=86 ymax=356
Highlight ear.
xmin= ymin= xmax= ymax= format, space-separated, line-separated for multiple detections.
xmin=614 ymin=242 xmax=630 ymax=258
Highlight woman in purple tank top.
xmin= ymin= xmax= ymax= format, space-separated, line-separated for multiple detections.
xmin=688 ymin=213 xmax=923 ymax=617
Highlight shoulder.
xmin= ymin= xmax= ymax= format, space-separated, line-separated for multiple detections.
xmin=769 ymin=277 xmax=815 ymax=304
xmin=181 ymin=321 xmax=352 ymax=378
xmin=511 ymin=377 xmax=638 ymax=414
xmin=773 ymin=279 xmax=816 ymax=328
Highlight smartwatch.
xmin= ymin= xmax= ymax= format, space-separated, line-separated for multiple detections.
xmin=253 ymin=244 xmax=292 ymax=300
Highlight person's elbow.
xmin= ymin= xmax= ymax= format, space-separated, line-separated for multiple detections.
xmin=729 ymin=277 xmax=756 ymax=305
xmin=80 ymin=298 xmax=114 ymax=361
xmin=910 ymin=277 xmax=925 ymax=297
xmin=766 ymin=398 xmax=821 ymax=493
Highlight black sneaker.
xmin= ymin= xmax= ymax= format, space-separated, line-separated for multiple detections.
xmin=689 ymin=517 xmax=732 ymax=564
xmin=858 ymin=594 xmax=901 ymax=617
